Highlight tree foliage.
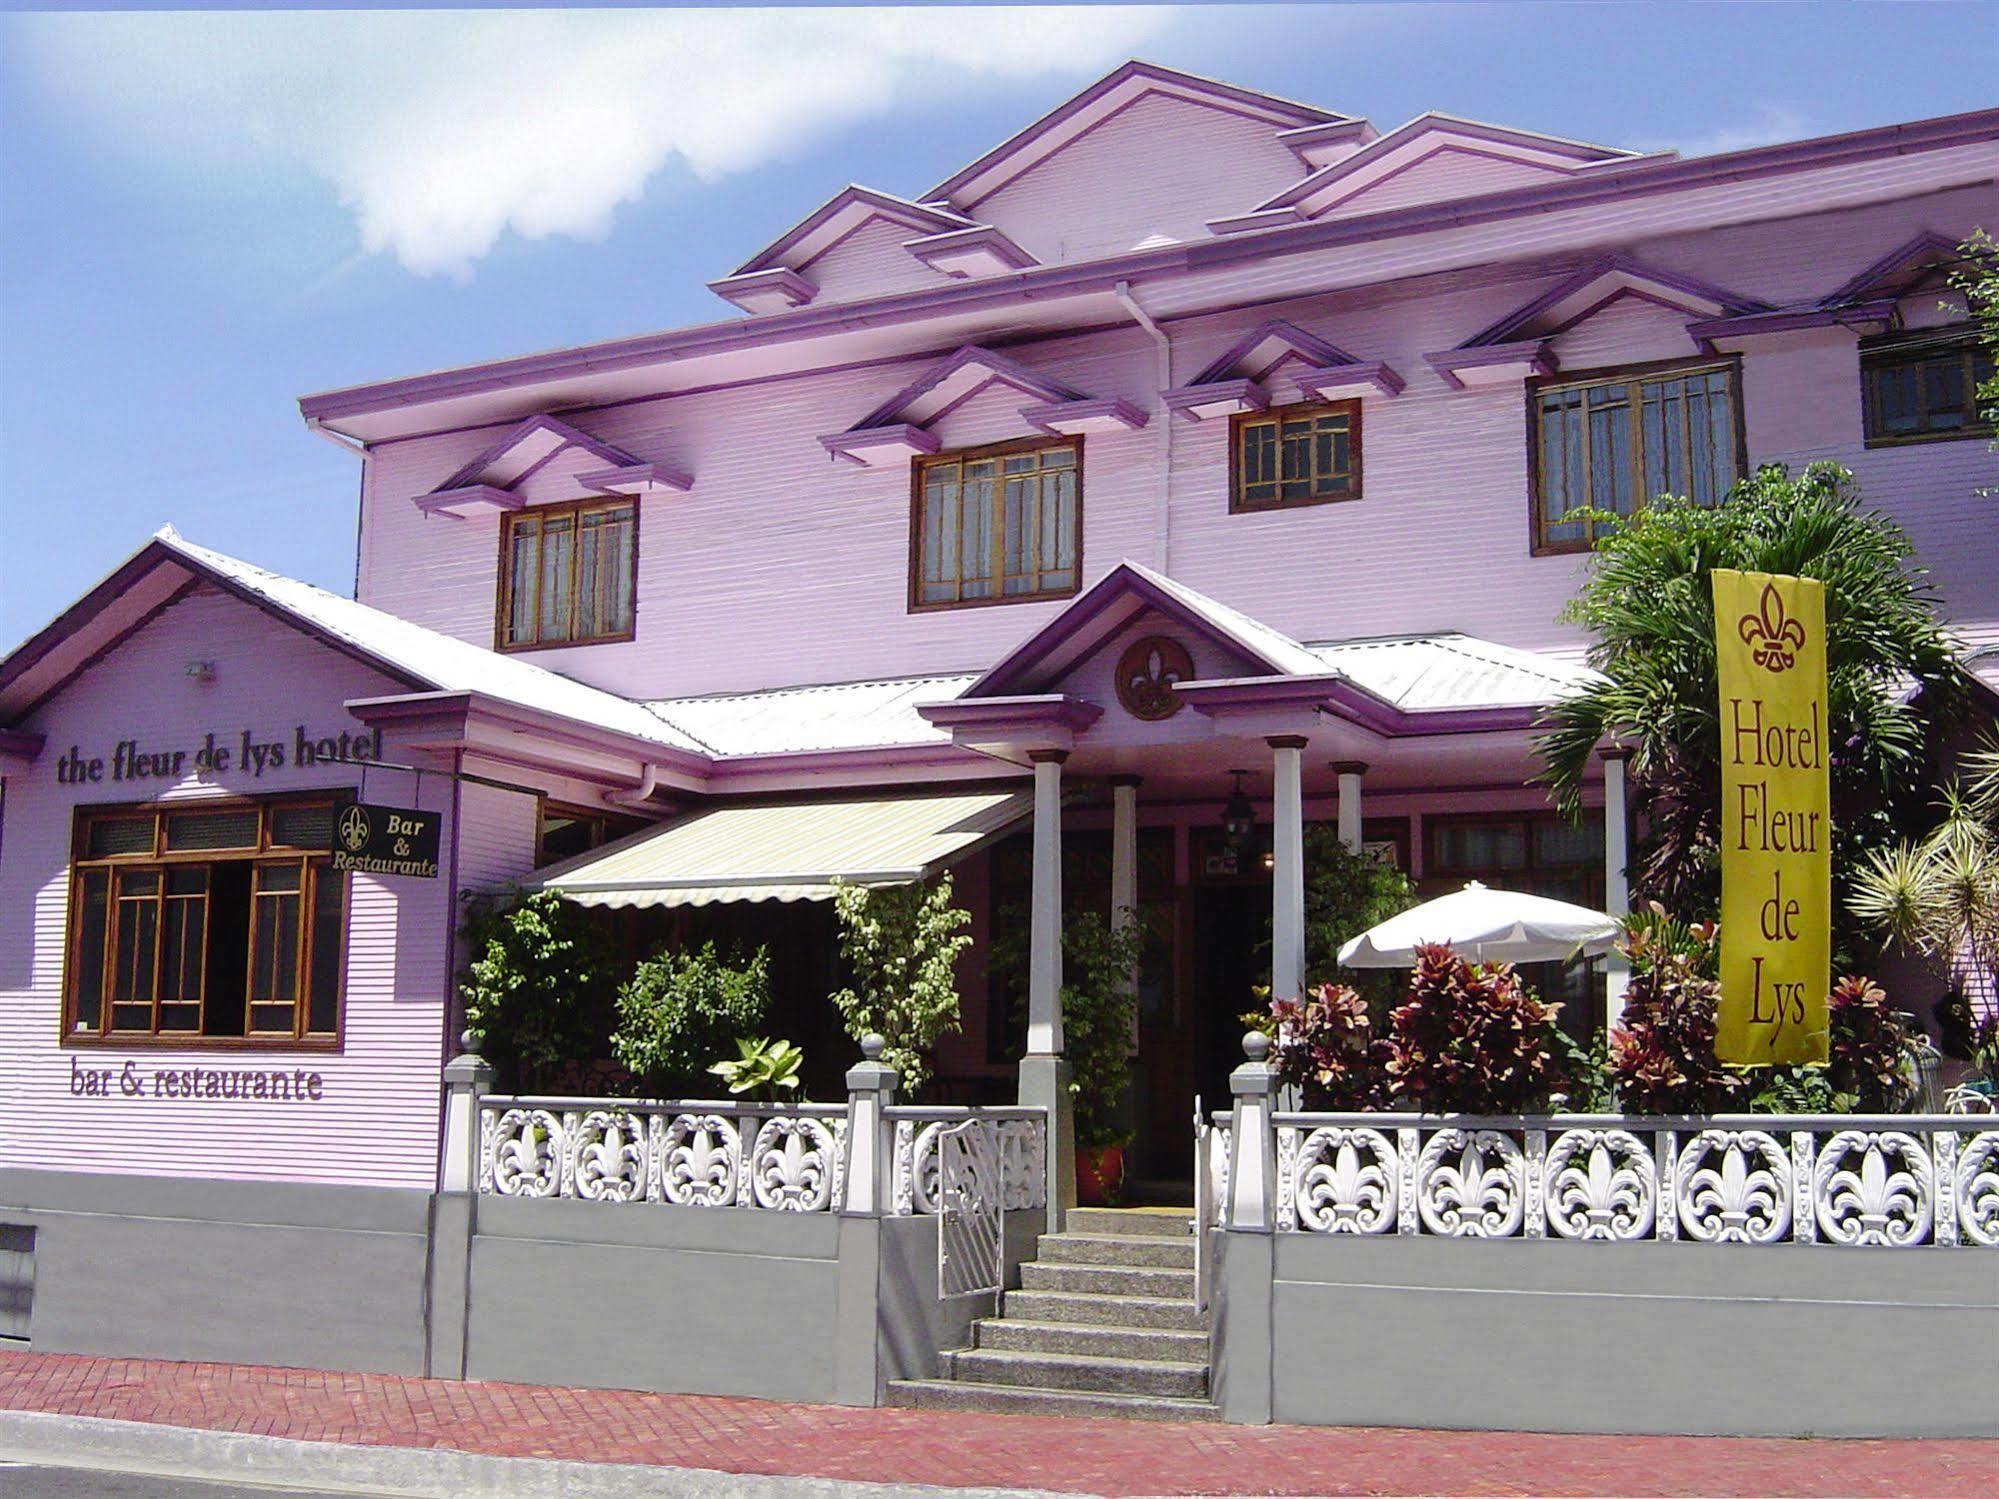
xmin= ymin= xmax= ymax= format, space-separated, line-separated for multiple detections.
xmin=828 ymin=875 xmax=972 ymax=1096
xmin=1948 ymin=229 xmax=1999 ymax=446
xmin=1299 ymin=824 xmax=1421 ymax=989
xmin=459 ymin=890 xmax=614 ymax=1093
xmin=1055 ymin=910 xmax=1147 ymax=1149
xmin=1538 ymin=463 xmax=1963 ymax=938
xmin=610 ymin=941 xmax=772 ymax=1094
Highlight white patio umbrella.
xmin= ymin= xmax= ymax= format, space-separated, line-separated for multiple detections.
xmin=1337 ymin=881 xmax=1620 ymax=968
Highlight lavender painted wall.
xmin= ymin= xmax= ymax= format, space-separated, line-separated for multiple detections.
xmin=0 ymin=586 xmax=463 ymax=1187
xmin=350 ymin=165 xmax=1998 ymax=701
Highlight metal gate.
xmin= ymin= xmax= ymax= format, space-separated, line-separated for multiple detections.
xmin=0 ymin=1224 xmax=35 ymax=1343
xmin=1191 ymin=1098 xmax=1213 ymax=1314
xmin=937 ymin=1119 xmax=1003 ymax=1299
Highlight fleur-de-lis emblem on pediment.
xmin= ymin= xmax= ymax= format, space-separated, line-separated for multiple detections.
xmin=1115 ymin=635 xmax=1195 ymax=721
xmin=1737 ymin=581 xmax=1806 ymax=673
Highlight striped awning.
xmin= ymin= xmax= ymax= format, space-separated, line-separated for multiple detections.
xmin=533 ymin=789 xmax=1032 ymax=908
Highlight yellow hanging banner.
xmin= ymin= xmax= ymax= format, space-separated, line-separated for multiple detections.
xmin=1713 ymin=568 xmax=1831 ymax=1065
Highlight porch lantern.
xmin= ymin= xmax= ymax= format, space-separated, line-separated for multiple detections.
xmin=1221 ymin=769 xmax=1255 ymax=846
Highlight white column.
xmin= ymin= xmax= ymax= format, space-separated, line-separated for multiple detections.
xmin=1027 ymin=749 xmax=1067 ymax=1056
xmin=1269 ymin=737 xmax=1306 ymax=1004
xmin=1600 ymin=746 xmax=1632 ymax=1035
xmin=1110 ymin=775 xmax=1141 ymax=1048
xmin=1334 ymin=760 xmax=1367 ymax=855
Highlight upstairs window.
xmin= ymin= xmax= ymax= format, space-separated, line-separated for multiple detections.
xmin=499 ymin=498 xmax=636 ymax=650
xmin=1530 ymin=361 xmax=1742 ymax=553
xmin=913 ymin=437 xmax=1080 ymax=610
xmin=1861 ymin=329 xmax=1994 ymax=446
xmin=1230 ymin=399 xmax=1361 ymax=511
xmin=66 ymin=797 xmax=346 ymax=1047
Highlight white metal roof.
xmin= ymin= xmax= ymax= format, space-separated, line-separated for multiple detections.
xmin=532 ymin=788 xmax=1032 ymax=907
xmin=156 ymin=529 xmax=706 ymax=752
xmin=648 ymin=673 xmax=976 ymax=757
xmin=1307 ymin=633 xmax=1600 ymax=712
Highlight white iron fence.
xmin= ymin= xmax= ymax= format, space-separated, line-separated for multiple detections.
xmin=1254 ymin=1113 xmax=1999 ymax=1247
xmin=476 ymin=1095 xmax=1045 ymax=1217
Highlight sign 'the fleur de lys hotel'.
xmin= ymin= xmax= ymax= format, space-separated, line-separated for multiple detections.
xmin=1712 ymin=569 xmax=1831 ymax=1065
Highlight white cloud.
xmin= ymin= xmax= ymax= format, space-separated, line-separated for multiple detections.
xmin=1641 ymin=103 xmax=1811 ymax=160
xmin=15 ymin=8 xmax=1175 ymax=279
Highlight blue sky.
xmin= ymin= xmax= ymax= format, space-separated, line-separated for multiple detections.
xmin=3 ymin=3 xmax=1995 ymax=650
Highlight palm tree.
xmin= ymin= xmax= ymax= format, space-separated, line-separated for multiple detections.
xmin=1538 ymin=462 xmax=1964 ymax=948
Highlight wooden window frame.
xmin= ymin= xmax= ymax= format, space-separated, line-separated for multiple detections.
xmin=1526 ymin=355 xmax=1747 ymax=557
xmin=1860 ymin=328 xmax=1996 ymax=448
xmin=907 ymin=434 xmax=1084 ymax=614
xmin=495 ymin=496 xmax=640 ymax=653
xmin=1228 ymin=398 xmax=1364 ymax=513
xmin=61 ymin=794 xmax=350 ymax=1052
xmin=533 ymin=797 xmax=649 ymax=870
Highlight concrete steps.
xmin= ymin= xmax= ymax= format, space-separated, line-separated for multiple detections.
xmin=886 ymin=1206 xmax=1215 ymax=1423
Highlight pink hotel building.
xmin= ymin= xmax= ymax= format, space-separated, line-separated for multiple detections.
xmin=0 ymin=65 xmax=1994 ymax=1425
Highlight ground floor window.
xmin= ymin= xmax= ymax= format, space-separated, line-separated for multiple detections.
xmin=65 ymin=795 xmax=347 ymax=1046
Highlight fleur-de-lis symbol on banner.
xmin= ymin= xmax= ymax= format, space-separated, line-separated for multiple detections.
xmin=1737 ymin=581 xmax=1806 ymax=673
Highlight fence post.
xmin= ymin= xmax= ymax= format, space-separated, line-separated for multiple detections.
xmin=425 ymin=1035 xmax=491 ymax=1380
xmin=842 ymin=1034 xmax=899 ymax=1217
xmin=836 ymin=1034 xmax=899 ymax=1406
xmin=1217 ymin=1031 xmax=1279 ymax=1426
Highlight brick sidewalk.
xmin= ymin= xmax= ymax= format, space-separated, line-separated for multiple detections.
xmin=0 ymin=1350 xmax=1991 ymax=1497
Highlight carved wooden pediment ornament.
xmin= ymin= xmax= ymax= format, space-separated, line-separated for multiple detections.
xmin=1115 ymin=636 xmax=1196 ymax=720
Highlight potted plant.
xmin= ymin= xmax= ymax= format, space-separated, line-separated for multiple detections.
xmin=1060 ymin=910 xmax=1146 ymax=1205
xmin=708 ymin=1036 xmax=805 ymax=1101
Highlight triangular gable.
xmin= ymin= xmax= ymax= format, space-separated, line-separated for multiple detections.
xmin=1165 ymin=320 xmax=1404 ymax=418
xmin=727 ymin=186 xmax=974 ymax=277
xmin=1464 ymin=253 xmax=1766 ymax=347
xmin=0 ymin=529 xmax=706 ymax=762
xmin=1214 ymin=113 xmax=1649 ymax=231
xmin=960 ymin=560 xmax=1325 ymax=699
xmin=820 ymin=346 xmax=1144 ymax=465
xmin=1427 ymin=253 xmax=1765 ymax=387
xmin=419 ymin=415 xmax=690 ymax=517
xmin=1827 ymin=230 xmax=1968 ymax=305
xmin=924 ymin=60 xmax=1342 ymax=211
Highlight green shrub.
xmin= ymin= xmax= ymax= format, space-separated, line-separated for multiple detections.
xmin=1058 ymin=911 xmax=1146 ymax=1150
xmin=707 ymin=1036 xmax=804 ymax=1101
xmin=828 ymin=876 xmax=972 ymax=1096
xmin=460 ymin=890 xmax=614 ymax=1093
xmin=1605 ymin=912 xmax=1746 ymax=1115
xmin=611 ymin=941 xmax=772 ymax=1095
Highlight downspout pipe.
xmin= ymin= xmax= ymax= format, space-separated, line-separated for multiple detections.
xmin=306 ymin=416 xmax=372 ymax=601
xmin=1113 ymin=280 xmax=1172 ymax=575
xmin=609 ymin=761 xmax=661 ymax=810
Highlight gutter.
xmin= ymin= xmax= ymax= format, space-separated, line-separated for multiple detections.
xmin=1114 ymin=281 xmax=1172 ymax=574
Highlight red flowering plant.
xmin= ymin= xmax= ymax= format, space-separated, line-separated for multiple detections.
xmin=1606 ymin=909 xmax=1746 ymax=1115
xmin=1382 ymin=944 xmax=1572 ymax=1114
xmin=1264 ymin=983 xmax=1390 ymax=1111
xmin=1825 ymin=975 xmax=1918 ymax=1111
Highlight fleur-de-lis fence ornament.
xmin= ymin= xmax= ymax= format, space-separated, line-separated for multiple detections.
xmin=1813 ymin=1130 xmax=1932 ymax=1245
xmin=750 ymin=1117 xmax=838 ymax=1211
xmin=1737 ymin=580 xmax=1808 ymax=673
xmin=1416 ymin=1129 xmax=1525 ymax=1237
xmin=571 ymin=1109 xmax=647 ymax=1202
xmin=1294 ymin=1126 xmax=1399 ymax=1234
xmin=661 ymin=1113 xmax=742 ymax=1206
xmin=490 ymin=1108 xmax=563 ymax=1198
xmin=1545 ymin=1129 xmax=1656 ymax=1240
xmin=1676 ymin=1129 xmax=1792 ymax=1243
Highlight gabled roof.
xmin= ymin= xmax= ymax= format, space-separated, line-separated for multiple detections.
xmin=961 ymin=559 xmax=1327 ymax=700
xmin=728 ymin=186 xmax=976 ymax=277
xmin=1187 ymin=319 xmax=1359 ymax=385
xmin=925 ymin=59 xmax=1343 ymax=209
xmin=1826 ymin=229 xmax=1970 ymax=305
xmin=1217 ymin=111 xmax=1649 ymax=230
xmin=0 ymin=529 xmax=704 ymax=755
xmin=1461 ymin=252 xmax=1767 ymax=348
xmin=419 ymin=414 xmax=692 ymax=515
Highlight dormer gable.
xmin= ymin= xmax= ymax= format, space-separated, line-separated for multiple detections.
xmin=819 ymin=345 xmax=1145 ymax=466
xmin=417 ymin=415 xmax=691 ymax=518
xmin=1163 ymin=319 xmax=1404 ymax=420
xmin=708 ymin=187 xmax=977 ymax=313
xmin=1213 ymin=113 xmax=1656 ymax=233
xmin=1426 ymin=253 xmax=1765 ymax=387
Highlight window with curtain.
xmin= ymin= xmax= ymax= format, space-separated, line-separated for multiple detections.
xmin=1530 ymin=362 xmax=1742 ymax=552
xmin=65 ymin=797 xmax=346 ymax=1047
xmin=498 ymin=497 xmax=637 ymax=649
xmin=913 ymin=438 xmax=1080 ymax=609
xmin=1861 ymin=328 xmax=1994 ymax=445
xmin=1230 ymin=399 xmax=1361 ymax=511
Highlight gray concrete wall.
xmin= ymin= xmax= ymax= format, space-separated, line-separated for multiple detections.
xmin=463 ymin=1193 xmax=845 ymax=1401
xmin=0 ymin=1169 xmax=432 ymax=1375
xmin=1250 ymin=1231 xmax=1999 ymax=1437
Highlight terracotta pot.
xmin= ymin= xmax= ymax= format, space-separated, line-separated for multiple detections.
xmin=1075 ymin=1144 xmax=1127 ymax=1206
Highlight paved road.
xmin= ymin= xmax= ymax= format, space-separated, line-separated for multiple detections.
xmin=0 ymin=1463 xmax=364 ymax=1497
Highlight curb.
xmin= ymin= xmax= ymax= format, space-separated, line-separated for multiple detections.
xmin=0 ymin=1409 xmax=1084 ymax=1499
